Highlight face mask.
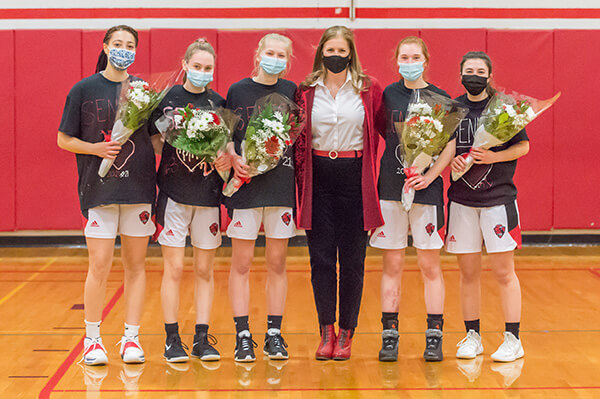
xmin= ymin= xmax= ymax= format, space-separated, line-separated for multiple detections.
xmin=461 ymin=74 xmax=489 ymax=96
xmin=398 ymin=62 xmax=424 ymax=82
xmin=322 ymin=55 xmax=350 ymax=74
xmin=260 ymin=55 xmax=287 ymax=75
xmin=108 ymin=48 xmax=135 ymax=71
xmin=186 ymin=69 xmax=213 ymax=88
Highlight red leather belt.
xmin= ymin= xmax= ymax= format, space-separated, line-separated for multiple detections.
xmin=312 ymin=149 xmax=363 ymax=159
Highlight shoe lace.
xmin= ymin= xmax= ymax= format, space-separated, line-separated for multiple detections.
xmin=168 ymin=334 xmax=189 ymax=351
xmin=382 ymin=336 xmax=396 ymax=349
xmin=78 ymin=337 xmax=105 ymax=364
xmin=240 ymin=336 xmax=257 ymax=351
xmin=426 ymin=335 xmax=440 ymax=349
xmin=457 ymin=332 xmax=476 ymax=348
xmin=269 ymin=334 xmax=288 ymax=349
xmin=207 ymin=334 xmax=218 ymax=346
xmin=338 ymin=330 xmax=350 ymax=347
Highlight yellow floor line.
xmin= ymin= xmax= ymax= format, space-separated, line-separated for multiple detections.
xmin=0 ymin=258 xmax=57 ymax=306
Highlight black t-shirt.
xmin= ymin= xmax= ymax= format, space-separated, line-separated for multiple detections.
xmin=149 ymin=85 xmax=226 ymax=207
xmin=378 ymin=81 xmax=449 ymax=206
xmin=448 ymin=94 xmax=529 ymax=207
xmin=58 ymin=73 xmax=156 ymax=214
xmin=224 ymin=78 xmax=297 ymax=209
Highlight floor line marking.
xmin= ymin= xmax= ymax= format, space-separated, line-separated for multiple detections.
xmin=589 ymin=268 xmax=600 ymax=279
xmin=52 ymin=386 xmax=600 ymax=392
xmin=39 ymin=284 xmax=124 ymax=399
xmin=0 ymin=258 xmax=56 ymax=306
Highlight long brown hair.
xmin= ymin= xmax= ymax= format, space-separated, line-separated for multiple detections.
xmin=95 ymin=25 xmax=138 ymax=73
xmin=302 ymin=26 xmax=368 ymax=92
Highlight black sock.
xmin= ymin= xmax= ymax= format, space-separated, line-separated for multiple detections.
xmin=427 ymin=314 xmax=444 ymax=331
xmin=165 ymin=322 xmax=179 ymax=340
xmin=195 ymin=324 xmax=209 ymax=336
xmin=381 ymin=312 xmax=399 ymax=330
xmin=465 ymin=319 xmax=481 ymax=334
xmin=234 ymin=316 xmax=249 ymax=335
xmin=267 ymin=315 xmax=282 ymax=331
xmin=505 ymin=322 xmax=520 ymax=339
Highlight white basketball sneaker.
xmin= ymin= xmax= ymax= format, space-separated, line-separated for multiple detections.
xmin=456 ymin=330 xmax=484 ymax=359
xmin=491 ymin=332 xmax=524 ymax=362
xmin=82 ymin=336 xmax=108 ymax=366
xmin=117 ymin=335 xmax=145 ymax=364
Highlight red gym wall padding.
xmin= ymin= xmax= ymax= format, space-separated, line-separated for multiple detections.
xmin=488 ymin=30 xmax=555 ymax=231
xmin=0 ymin=30 xmax=15 ymax=230
xmin=554 ymin=31 xmax=600 ymax=229
xmin=15 ymin=30 xmax=83 ymax=230
xmin=3 ymin=28 xmax=599 ymax=231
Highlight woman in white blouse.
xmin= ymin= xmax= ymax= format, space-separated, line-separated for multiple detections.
xmin=295 ymin=25 xmax=386 ymax=361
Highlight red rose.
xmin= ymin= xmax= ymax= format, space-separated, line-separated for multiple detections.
xmin=187 ymin=103 xmax=195 ymax=109
xmin=211 ymin=112 xmax=220 ymax=125
xmin=265 ymin=136 xmax=280 ymax=156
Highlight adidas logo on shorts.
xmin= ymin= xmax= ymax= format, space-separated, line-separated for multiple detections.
xmin=90 ymin=221 xmax=99 ymax=228
xmin=234 ymin=221 xmax=243 ymax=228
xmin=377 ymin=231 xmax=386 ymax=238
xmin=449 ymin=235 xmax=456 ymax=243
xmin=165 ymin=229 xmax=175 ymax=237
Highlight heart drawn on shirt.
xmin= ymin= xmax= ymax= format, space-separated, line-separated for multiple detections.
xmin=176 ymin=148 xmax=214 ymax=175
xmin=394 ymin=144 xmax=404 ymax=171
xmin=462 ymin=164 xmax=493 ymax=190
xmin=113 ymin=140 xmax=135 ymax=170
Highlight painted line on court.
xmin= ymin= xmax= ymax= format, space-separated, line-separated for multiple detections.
xmin=0 ymin=258 xmax=56 ymax=306
xmin=52 ymin=386 xmax=600 ymax=393
xmin=39 ymin=284 xmax=124 ymax=399
xmin=9 ymin=376 xmax=48 ymax=379
xmin=589 ymin=268 xmax=600 ymax=279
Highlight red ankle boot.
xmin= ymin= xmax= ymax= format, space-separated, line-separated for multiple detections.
xmin=315 ymin=325 xmax=336 ymax=360
xmin=333 ymin=328 xmax=353 ymax=360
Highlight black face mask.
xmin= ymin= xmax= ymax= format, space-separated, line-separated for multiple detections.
xmin=322 ymin=55 xmax=350 ymax=74
xmin=461 ymin=74 xmax=489 ymax=96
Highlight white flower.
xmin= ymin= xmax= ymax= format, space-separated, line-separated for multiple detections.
xmin=274 ymin=111 xmax=283 ymax=122
xmin=504 ymin=105 xmax=517 ymax=118
xmin=525 ymin=107 xmax=536 ymax=120
xmin=432 ymin=119 xmax=443 ymax=132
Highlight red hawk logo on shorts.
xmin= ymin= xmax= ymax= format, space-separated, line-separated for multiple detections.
xmin=281 ymin=212 xmax=292 ymax=226
xmin=139 ymin=211 xmax=150 ymax=224
xmin=494 ymin=224 xmax=506 ymax=238
xmin=425 ymin=223 xmax=435 ymax=236
xmin=209 ymin=223 xmax=219 ymax=236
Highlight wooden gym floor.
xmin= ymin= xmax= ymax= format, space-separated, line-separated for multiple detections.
xmin=0 ymin=246 xmax=599 ymax=398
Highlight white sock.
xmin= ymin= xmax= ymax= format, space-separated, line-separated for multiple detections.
xmin=267 ymin=328 xmax=281 ymax=336
xmin=85 ymin=320 xmax=101 ymax=339
xmin=124 ymin=323 xmax=140 ymax=338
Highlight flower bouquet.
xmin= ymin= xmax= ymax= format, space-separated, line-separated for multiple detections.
xmin=452 ymin=90 xmax=561 ymax=181
xmin=98 ymin=74 xmax=175 ymax=177
xmin=398 ymin=90 xmax=468 ymax=211
xmin=223 ymin=93 xmax=304 ymax=197
xmin=154 ymin=102 xmax=238 ymax=181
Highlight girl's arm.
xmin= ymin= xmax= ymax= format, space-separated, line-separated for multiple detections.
xmin=471 ymin=140 xmax=530 ymax=164
xmin=406 ymin=138 xmax=456 ymax=191
xmin=57 ymin=131 xmax=122 ymax=160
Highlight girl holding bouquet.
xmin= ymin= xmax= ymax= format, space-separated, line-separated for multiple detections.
xmin=148 ymin=39 xmax=230 ymax=363
xmin=295 ymin=26 xmax=386 ymax=361
xmin=371 ymin=36 xmax=454 ymax=362
xmin=57 ymin=25 xmax=155 ymax=365
xmin=448 ymin=51 xmax=529 ymax=362
xmin=225 ymin=33 xmax=297 ymax=362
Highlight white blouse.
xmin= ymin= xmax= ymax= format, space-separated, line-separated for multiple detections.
xmin=311 ymin=72 xmax=365 ymax=151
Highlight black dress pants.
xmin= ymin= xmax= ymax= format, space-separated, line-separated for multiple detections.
xmin=306 ymin=155 xmax=368 ymax=330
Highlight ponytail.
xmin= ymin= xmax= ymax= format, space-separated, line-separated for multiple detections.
xmin=95 ymin=24 xmax=138 ymax=74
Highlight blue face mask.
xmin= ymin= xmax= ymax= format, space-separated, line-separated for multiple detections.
xmin=187 ymin=69 xmax=213 ymax=88
xmin=260 ymin=55 xmax=287 ymax=75
xmin=398 ymin=61 xmax=424 ymax=82
xmin=108 ymin=48 xmax=135 ymax=71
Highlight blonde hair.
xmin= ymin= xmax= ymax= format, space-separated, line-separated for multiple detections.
xmin=182 ymin=38 xmax=216 ymax=87
xmin=252 ymin=33 xmax=293 ymax=78
xmin=302 ymin=26 xmax=368 ymax=92
xmin=394 ymin=36 xmax=430 ymax=64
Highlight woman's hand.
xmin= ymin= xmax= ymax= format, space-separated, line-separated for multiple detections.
xmin=214 ymin=152 xmax=232 ymax=172
xmin=471 ymin=147 xmax=498 ymax=164
xmin=405 ymin=174 xmax=434 ymax=191
xmin=93 ymin=141 xmax=122 ymax=160
xmin=451 ymin=155 xmax=468 ymax=173
xmin=231 ymin=153 xmax=250 ymax=179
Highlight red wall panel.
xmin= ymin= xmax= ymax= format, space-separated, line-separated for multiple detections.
xmin=554 ymin=31 xmax=600 ymax=229
xmin=421 ymin=29 xmax=487 ymax=98
xmin=15 ymin=30 xmax=82 ymax=229
xmin=487 ymin=30 xmax=555 ymax=230
xmin=0 ymin=30 xmax=16 ymax=231
xmin=150 ymin=29 xmax=218 ymax=75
